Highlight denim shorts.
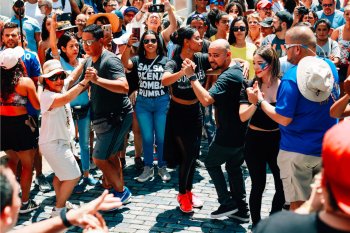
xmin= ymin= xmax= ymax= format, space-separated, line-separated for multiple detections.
xmin=92 ymin=112 xmax=132 ymax=160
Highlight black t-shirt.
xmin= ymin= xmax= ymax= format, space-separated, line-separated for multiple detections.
xmin=240 ymin=79 xmax=279 ymax=130
xmin=131 ymin=55 xmax=169 ymax=98
xmin=208 ymin=64 xmax=248 ymax=147
xmin=83 ymin=50 xmax=132 ymax=120
xmin=255 ymin=211 xmax=350 ymax=233
xmin=164 ymin=53 xmax=211 ymax=100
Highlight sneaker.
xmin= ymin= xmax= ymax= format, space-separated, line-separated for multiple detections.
xmin=137 ymin=166 xmax=154 ymax=182
xmin=83 ymin=175 xmax=99 ymax=186
xmin=177 ymin=193 xmax=193 ymax=213
xmin=210 ymin=204 xmax=238 ymax=219
xmin=158 ymin=166 xmax=171 ymax=181
xmin=134 ymin=157 xmax=144 ymax=170
xmin=35 ymin=174 xmax=52 ymax=192
xmin=51 ymin=207 xmax=61 ymax=218
xmin=73 ymin=182 xmax=86 ymax=194
xmin=19 ymin=199 xmax=40 ymax=214
xmin=229 ymin=209 xmax=250 ymax=223
xmin=187 ymin=191 xmax=203 ymax=208
xmin=113 ymin=186 xmax=132 ymax=204
xmin=66 ymin=201 xmax=79 ymax=211
xmin=120 ymin=158 xmax=126 ymax=169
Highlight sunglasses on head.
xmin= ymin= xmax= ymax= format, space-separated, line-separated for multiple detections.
xmin=48 ymin=72 xmax=66 ymax=81
xmin=143 ymin=38 xmax=157 ymax=44
xmin=233 ymin=26 xmax=246 ymax=32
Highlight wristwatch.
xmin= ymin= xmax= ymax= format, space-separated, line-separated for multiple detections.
xmin=188 ymin=75 xmax=197 ymax=82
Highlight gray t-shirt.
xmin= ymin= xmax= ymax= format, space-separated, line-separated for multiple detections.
xmin=83 ymin=50 xmax=132 ymax=120
xmin=316 ymin=38 xmax=341 ymax=59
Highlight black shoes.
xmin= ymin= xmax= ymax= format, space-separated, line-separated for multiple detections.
xmin=229 ymin=209 xmax=250 ymax=223
xmin=211 ymin=204 xmax=238 ymax=219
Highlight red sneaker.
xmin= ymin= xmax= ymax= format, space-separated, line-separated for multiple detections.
xmin=177 ymin=193 xmax=193 ymax=213
xmin=187 ymin=190 xmax=203 ymax=208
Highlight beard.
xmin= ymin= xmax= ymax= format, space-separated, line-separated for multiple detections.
xmin=274 ymin=24 xmax=282 ymax=33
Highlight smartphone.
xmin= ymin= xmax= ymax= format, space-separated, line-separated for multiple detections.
xmin=148 ymin=4 xmax=165 ymax=13
xmin=57 ymin=12 xmax=71 ymax=22
xmin=132 ymin=27 xmax=140 ymax=41
xmin=102 ymin=24 xmax=112 ymax=34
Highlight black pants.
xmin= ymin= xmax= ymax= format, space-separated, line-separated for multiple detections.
xmin=244 ymin=128 xmax=285 ymax=225
xmin=163 ymin=100 xmax=202 ymax=194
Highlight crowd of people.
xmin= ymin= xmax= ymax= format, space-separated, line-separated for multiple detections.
xmin=1 ymin=0 xmax=350 ymax=232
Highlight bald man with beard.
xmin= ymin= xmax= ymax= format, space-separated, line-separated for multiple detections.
xmin=253 ymin=26 xmax=339 ymax=211
xmin=184 ymin=39 xmax=249 ymax=222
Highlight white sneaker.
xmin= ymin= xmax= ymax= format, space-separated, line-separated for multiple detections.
xmin=51 ymin=207 xmax=61 ymax=218
xmin=65 ymin=201 xmax=79 ymax=211
xmin=137 ymin=166 xmax=154 ymax=182
xmin=158 ymin=166 xmax=171 ymax=181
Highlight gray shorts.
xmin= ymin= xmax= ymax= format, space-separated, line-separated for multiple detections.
xmin=92 ymin=113 xmax=132 ymax=160
xmin=277 ymin=150 xmax=322 ymax=202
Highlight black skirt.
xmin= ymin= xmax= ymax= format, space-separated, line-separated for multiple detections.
xmin=1 ymin=114 xmax=38 ymax=152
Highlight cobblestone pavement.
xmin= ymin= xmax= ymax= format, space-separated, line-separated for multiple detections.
xmin=13 ymin=139 xmax=276 ymax=233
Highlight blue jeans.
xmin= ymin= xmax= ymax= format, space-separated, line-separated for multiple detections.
xmin=135 ymin=94 xmax=169 ymax=167
xmin=75 ymin=111 xmax=90 ymax=172
xmin=71 ymin=91 xmax=90 ymax=172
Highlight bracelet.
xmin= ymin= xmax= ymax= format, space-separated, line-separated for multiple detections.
xmin=256 ymin=99 xmax=265 ymax=108
xmin=78 ymin=82 xmax=86 ymax=87
xmin=60 ymin=208 xmax=72 ymax=228
xmin=188 ymin=75 xmax=197 ymax=82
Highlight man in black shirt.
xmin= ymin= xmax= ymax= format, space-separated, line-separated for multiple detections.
xmin=185 ymin=39 xmax=249 ymax=221
xmin=82 ymin=24 xmax=133 ymax=205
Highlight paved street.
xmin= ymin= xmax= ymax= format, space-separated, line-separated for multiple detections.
xmin=12 ymin=139 xmax=277 ymax=233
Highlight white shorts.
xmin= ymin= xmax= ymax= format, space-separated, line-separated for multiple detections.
xmin=40 ymin=139 xmax=81 ymax=181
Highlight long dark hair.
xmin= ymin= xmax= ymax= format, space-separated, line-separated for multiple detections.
xmin=42 ymin=16 xmax=51 ymax=41
xmin=170 ymin=26 xmax=198 ymax=49
xmin=207 ymin=8 xmax=228 ymax=29
xmin=225 ymin=2 xmax=244 ymax=17
xmin=253 ymin=45 xmax=280 ymax=85
xmin=0 ymin=62 xmax=24 ymax=100
xmin=58 ymin=32 xmax=79 ymax=63
xmin=228 ymin=16 xmax=248 ymax=45
xmin=138 ymin=30 xmax=163 ymax=60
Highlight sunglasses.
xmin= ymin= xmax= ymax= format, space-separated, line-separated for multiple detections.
xmin=322 ymin=3 xmax=333 ymax=7
xmin=144 ymin=38 xmax=157 ymax=44
xmin=82 ymin=39 xmax=96 ymax=46
xmin=262 ymin=7 xmax=271 ymax=11
xmin=87 ymin=11 xmax=94 ymax=15
xmin=107 ymin=4 xmax=117 ymax=6
xmin=48 ymin=72 xmax=66 ymax=81
xmin=284 ymin=43 xmax=308 ymax=50
xmin=232 ymin=26 xmax=246 ymax=32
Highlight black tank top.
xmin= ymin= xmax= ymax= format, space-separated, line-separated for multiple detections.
xmin=250 ymin=102 xmax=279 ymax=130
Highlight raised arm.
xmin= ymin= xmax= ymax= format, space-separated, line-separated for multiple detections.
xmin=161 ymin=0 xmax=177 ymax=45
xmin=49 ymin=14 xmax=60 ymax=60
xmin=121 ymin=35 xmax=138 ymax=70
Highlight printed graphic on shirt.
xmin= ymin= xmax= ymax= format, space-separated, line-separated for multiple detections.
xmin=137 ymin=60 xmax=167 ymax=98
xmin=176 ymin=69 xmax=206 ymax=89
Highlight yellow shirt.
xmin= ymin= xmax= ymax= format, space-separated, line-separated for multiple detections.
xmin=230 ymin=43 xmax=257 ymax=80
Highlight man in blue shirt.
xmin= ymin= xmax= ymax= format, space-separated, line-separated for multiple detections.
xmin=8 ymin=0 xmax=41 ymax=53
xmin=254 ymin=26 xmax=338 ymax=211
xmin=316 ymin=0 xmax=345 ymax=29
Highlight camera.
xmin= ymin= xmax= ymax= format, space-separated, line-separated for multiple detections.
xmin=297 ymin=6 xmax=309 ymax=15
xmin=149 ymin=4 xmax=165 ymax=13
xmin=57 ymin=13 xmax=71 ymax=22
xmin=13 ymin=0 xmax=24 ymax=8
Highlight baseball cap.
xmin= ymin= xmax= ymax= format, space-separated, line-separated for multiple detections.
xmin=322 ymin=121 xmax=350 ymax=215
xmin=257 ymin=0 xmax=272 ymax=10
xmin=124 ymin=6 xmax=138 ymax=15
xmin=0 ymin=47 xmax=24 ymax=70
xmin=260 ymin=17 xmax=273 ymax=27
xmin=276 ymin=11 xmax=293 ymax=29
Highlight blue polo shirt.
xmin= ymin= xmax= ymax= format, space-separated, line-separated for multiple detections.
xmin=316 ymin=10 xmax=345 ymax=29
xmin=275 ymin=58 xmax=338 ymax=157
xmin=9 ymin=16 xmax=41 ymax=53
